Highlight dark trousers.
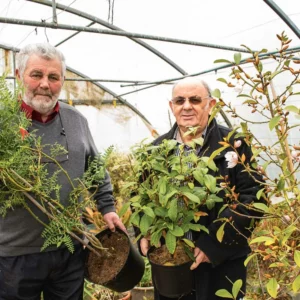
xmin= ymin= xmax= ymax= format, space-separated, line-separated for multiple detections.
xmin=0 ymin=246 xmax=85 ymax=300
xmin=155 ymin=256 xmax=247 ymax=300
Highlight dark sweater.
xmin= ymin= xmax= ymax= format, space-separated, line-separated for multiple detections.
xmin=0 ymin=102 xmax=115 ymax=256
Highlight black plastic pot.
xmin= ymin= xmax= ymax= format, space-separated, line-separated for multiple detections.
xmin=84 ymin=227 xmax=145 ymax=292
xmin=148 ymin=247 xmax=194 ymax=298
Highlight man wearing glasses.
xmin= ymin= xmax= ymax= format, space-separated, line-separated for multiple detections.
xmin=0 ymin=43 xmax=126 ymax=299
xmin=139 ymin=77 xmax=264 ymax=300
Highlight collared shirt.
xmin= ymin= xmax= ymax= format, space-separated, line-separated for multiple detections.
xmin=21 ymin=101 xmax=60 ymax=123
xmin=173 ymin=126 xmax=207 ymax=156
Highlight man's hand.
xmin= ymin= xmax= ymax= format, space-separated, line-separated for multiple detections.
xmin=103 ymin=211 xmax=127 ymax=233
xmin=190 ymin=247 xmax=210 ymax=270
xmin=140 ymin=237 xmax=150 ymax=256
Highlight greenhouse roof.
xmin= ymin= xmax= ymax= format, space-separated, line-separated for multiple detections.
xmin=0 ymin=0 xmax=300 ymax=149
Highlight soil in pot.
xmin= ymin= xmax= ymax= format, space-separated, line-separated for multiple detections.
xmin=148 ymin=244 xmax=191 ymax=266
xmin=148 ymin=244 xmax=194 ymax=298
xmin=86 ymin=230 xmax=130 ymax=285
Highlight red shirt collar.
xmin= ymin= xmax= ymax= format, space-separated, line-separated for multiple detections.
xmin=21 ymin=101 xmax=60 ymax=123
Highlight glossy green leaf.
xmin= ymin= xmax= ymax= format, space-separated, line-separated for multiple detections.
xmin=215 ymin=289 xmax=233 ymax=298
xmin=118 ymin=202 xmax=131 ymax=218
xmin=182 ymin=238 xmax=195 ymax=248
xmin=250 ymin=236 xmax=275 ymax=245
xmin=292 ymin=275 xmax=300 ymax=293
xmin=214 ymin=59 xmax=232 ymax=64
xmin=170 ymin=226 xmax=184 ymax=237
xmin=267 ymin=278 xmax=278 ymax=299
xmin=253 ymin=203 xmax=269 ymax=213
xmin=244 ymin=254 xmax=257 ymax=266
xmin=234 ymin=53 xmax=241 ymax=64
xmin=211 ymin=88 xmax=221 ymax=99
xmin=140 ymin=214 xmax=153 ymax=235
xmin=204 ymin=174 xmax=216 ymax=193
xmin=284 ymin=105 xmax=299 ymax=114
xmin=216 ymin=222 xmax=226 ymax=243
xmin=269 ymin=115 xmax=281 ymax=131
xmin=232 ymin=279 xmax=243 ymax=299
xmin=182 ymin=192 xmax=200 ymax=204
xmin=168 ymin=199 xmax=178 ymax=222
xmin=143 ymin=206 xmax=155 ymax=218
xmin=151 ymin=230 xmax=163 ymax=247
xmin=256 ymin=188 xmax=265 ymax=200
xmin=165 ymin=231 xmax=176 ymax=254
xmin=217 ymin=78 xmax=228 ymax=84
xmin=294 ymin=250 xmax=300 ymax=267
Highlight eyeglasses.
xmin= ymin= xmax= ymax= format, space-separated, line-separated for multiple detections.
xmin=171 ymin=95 xmax=211 ymax=106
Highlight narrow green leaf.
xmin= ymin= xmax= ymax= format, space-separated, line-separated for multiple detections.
xmin=250 ymin=236 xmax=275 ymax=245
xmin=151 ymin=230 xmax=163 ymax=247
xmin=244 ymin=254 xmax=257 ymax=266
xmin=234 ymin=53 xmax=242 ymax=65
xmin=256 ymin=188 xmax=264 ymax=200
xmin=208 ymin=146 xmax=228 ymax=165
xmin=118 ymin=202 xmax=131 ymax=218
xmin=204 ymin=174 xmax=216 ymax=193
xmin=294 ymin=250 xmax=300 ymax=267
xmin=143 ymin=206 xmax=155 ymax=218
xmin=253 ymin=203 xmax=269 ymax=213
xmin=182 ymin=238 xmax=195 ymax=248
xmin=214 ymin=59 xmax=232 ymax=64
xmin=182 ymin=192 xmax=200 ymax=204
xmin=237 ymin=94 xmax=251 ymax=98
xmin=232 ymin=279 xmax=243 ymax=299
xmin=217 ymin=78 xmax=228 ymax=84
xmin=193 ymin=170 xmax=204 ymax=185
xmin=140 ymin=214 xmax=153 ymax=235
xmin=292 ymin=275 xmax=300 ymax=293
xmin=215 ymin=289 xmax=233 ymax=298
xmin=284 ymin=105 xmax=299 ymax=114
xmin=269 ymin=115 xmax=281 ymax=131
xmin=267 ymin=278 xmax=278 ymax=299
xmin=216 ymin=222 xmax=226 ymax=243
xmin=168 ymin=199 xmax=178 ymax=222
xmin=165 ymin=231 xmax=176 ymax=254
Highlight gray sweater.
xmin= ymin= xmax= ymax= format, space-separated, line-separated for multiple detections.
xmin=0 ymin=102 xmax=115 ymax=256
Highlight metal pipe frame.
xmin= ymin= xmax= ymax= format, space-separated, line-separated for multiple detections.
xmin=27 ymin=0 xmax=188 ymax=76
xmin=0 ymin=16 xmax=253 ymax=54
xmin=264 ymin=0 xmax=300 ymax=39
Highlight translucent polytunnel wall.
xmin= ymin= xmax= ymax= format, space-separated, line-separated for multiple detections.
xmin=0 ymin=0 xmax=300 ymax=154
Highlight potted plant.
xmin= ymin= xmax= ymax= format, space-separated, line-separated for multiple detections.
xmin=0 ymin=76 xmax=144 ymax=293
xmin=122 ymin=137 xmax=224 ymax=297
xmin=210 ymin=32 xmax=300 ymax=299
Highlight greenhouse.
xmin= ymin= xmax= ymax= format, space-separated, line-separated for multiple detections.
xmin=0 ymin=0 xmax=300 ymax=299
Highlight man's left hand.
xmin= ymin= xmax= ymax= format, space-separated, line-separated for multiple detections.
xmin=190 ymin=247 xmax=210 ymax=270
xmin=103 ymin=212 xmax=127 ymax=233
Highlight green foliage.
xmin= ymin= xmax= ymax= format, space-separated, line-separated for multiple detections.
xmin=0 ymin=76 xmax=111 ymax=253
xmin=127 ymin=138 xmax=223 ymax=254
xmin=212 ymin=32 xmax=300 ymax=299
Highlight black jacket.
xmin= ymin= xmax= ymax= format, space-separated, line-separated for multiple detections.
xmin=153 ymin=119 xmax=265 ymax=267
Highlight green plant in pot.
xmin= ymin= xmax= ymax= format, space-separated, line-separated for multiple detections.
xmin=123 ymin=137 xmax=223 ymax=297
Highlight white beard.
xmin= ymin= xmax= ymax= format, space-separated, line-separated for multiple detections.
xmin=23 ymin=92 xmax=59 ymax=115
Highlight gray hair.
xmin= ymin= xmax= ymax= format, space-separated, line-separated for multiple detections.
xmin=16 ymin=43 xmax=66 ymax=77
xmin=172 ymin=77 xmax=212 ymax=97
